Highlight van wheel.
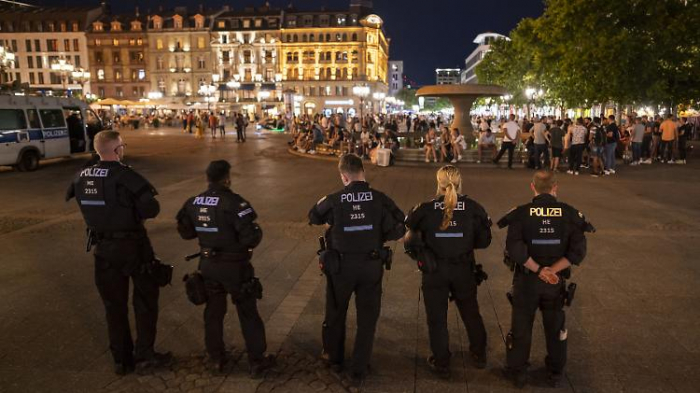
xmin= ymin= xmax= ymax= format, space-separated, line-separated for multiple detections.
xmin=17 ymin=150 xmax=40 ymax=172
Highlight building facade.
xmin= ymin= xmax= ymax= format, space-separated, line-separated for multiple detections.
xmin=211 ymin=5 xmax=284 ymax=116
xmin=146 ymin=7 xmax=217 ymax=100
xmin=435 ymin=68 xmax=461 ymax=85
xmin=388 ymin=60 xmax=403 ymax=96
xmin=0 ymin=5 xmax=102 ymax=95
xmin=87 ymin=12 xmax=149 ymax=100
xmin=279 ymin=0 xmax=389 ymax=116
xmin=461 ymin=32 xmax=508 ymax=84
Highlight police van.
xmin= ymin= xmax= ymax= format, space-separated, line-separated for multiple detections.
xmin=0 ymin=95 xmax=108 ymax=171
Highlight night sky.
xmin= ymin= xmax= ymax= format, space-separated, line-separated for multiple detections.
xmin=28 ymin=0 xmax=545 ymax=86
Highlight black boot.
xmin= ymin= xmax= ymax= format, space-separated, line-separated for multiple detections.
xmin=250 ymin=354 xmax=276 ymax=379
xmin=135 ymin=351 xmax=173 ymax=374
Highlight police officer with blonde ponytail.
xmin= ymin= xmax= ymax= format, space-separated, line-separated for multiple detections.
xmin=404 ymin=165 xmax=492 ymax=378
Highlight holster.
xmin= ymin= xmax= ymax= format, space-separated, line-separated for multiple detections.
xmin=417 ymin=248 xmax=438 ymax=274
xmin=564 ymin=282 xmax=577 ymax=307
xmin=474 ymin=263 xmax=488 ymax=286
xmin=503 ymin=250 xmax=515 ymax=271
xmin=379 ymin=246 xmax=393 ymax=271
xmin=319 ymin=249 xmax=341 ymax=275
xmin=183 ymin=271 xmax=208 ymax=305
xmin=240 ymin=277 xmax=263 ymax=300
xmin=148 ymin=257 xmax=174 ymax=287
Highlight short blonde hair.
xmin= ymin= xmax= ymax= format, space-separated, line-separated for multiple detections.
xmin=532 ymin=170 xmax=557 ymax=194
xmin=94 ymin=130 xmax=121 ymax=155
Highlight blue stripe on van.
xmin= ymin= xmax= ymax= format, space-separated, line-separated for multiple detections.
xmin=0 ymin=128 xmax=68 ymax=143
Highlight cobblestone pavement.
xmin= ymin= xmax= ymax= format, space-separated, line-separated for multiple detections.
xmin=1 ymin=127 xmax=699 ymax=392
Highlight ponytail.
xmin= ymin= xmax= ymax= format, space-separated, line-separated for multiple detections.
xmin=436 ymin=165 xmax=462 ymax=230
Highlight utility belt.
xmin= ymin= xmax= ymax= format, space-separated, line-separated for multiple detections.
xmin=318 ymin=245 xmax=393 ymax=275
xmin=94 ymin=230 xmax=146 ymax=241
xmin=195 ymin=247 xmax=252 ymax=262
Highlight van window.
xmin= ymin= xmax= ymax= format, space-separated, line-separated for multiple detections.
xmin=26 ymin=109 xmax=42 ymax=128
xmin=0 ymin=109 xmax=27 ymax=130
xmin=39 ymin=109 xmax=66 ymax=128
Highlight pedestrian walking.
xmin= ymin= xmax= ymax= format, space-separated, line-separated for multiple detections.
xmin=404 ymin=165 xmax=492 ymax=378
xmin=66 ymin=130 xmax=171 ymax=375
xmin=176 ymin=160 xmax=275 ymax=377
xmin=497 ymin=170 xmax=593 ymax=388
xmin=493 ymin=114 xmax=520 ymax=169
xmin=218 ymin=112 xmax=226 ymax=137
xmin=308 ymin=154 xmax=405 ymax=389
xmin=209 ymin=112 xmax=219 ymax=139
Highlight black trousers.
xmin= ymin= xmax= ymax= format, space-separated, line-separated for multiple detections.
xmin=323 ymin=258 xmax=383 ymax=376
xmin=236 ymin=127 xmax=244 ymax=141
xmin=422 ymin=261 xmax=487 ymax=367
xmin=569 ymin=144 xmax=585 ymax=171
xmin=202 ymin=261 xmax=266 ymax=363
xmin=495 ymin=141 xmax=516 ymax=168
xmin=94 ymin=254 xmax=159 ymax=365
xmin=507 ymin=270 xmax=567 ymax=374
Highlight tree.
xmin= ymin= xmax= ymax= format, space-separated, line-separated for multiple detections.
xmin=476 ymin=0 xmax=700 ymax=111
xmin=395 ymin=87 xmax=418 ymax=108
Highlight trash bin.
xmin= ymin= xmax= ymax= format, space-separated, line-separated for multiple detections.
xmin=376 ymin=148 xmax=392 ymax=167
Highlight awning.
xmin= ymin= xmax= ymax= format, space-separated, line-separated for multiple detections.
xmin=260 ymin=83 xmax=276 ymax=91
xmin=238 ymin=84 xmax=255 ymax=91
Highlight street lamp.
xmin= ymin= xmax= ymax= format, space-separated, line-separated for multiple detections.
xmin=199 ymin=79 xmax=217 ymax=112
xmin=226 ymin=79 xmax=240 ymax=103
xmin=71 ymin=68 xmax=91 ymax=100
xmin=51 ymin=57 xmax=75 ymax=94
xmin=0 ymin=45 xmax=16 ymax=85
xmin=372 ymin=92 xmax=386 ymax=114
xmin=353 ymin=85 xmax=370 ymax=123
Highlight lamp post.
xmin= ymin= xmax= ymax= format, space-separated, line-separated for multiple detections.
xmin=352 ymin=85 xmax=370 ymax=125
xmin=0 ymin=45 xmax=15 ymax=85
xmin=372 ymin=92 xmax=386 ymax=114
xmin=199 ymin=76 xmax=218 ymax=113
xmin=71 ymin=68 xmax=91 ymax=100
xmin=51 ymin=57 xmax=74 ymax=95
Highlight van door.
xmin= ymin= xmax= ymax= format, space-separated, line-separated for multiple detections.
xmin=64 ymin=107 xmax=86 ymax=154
xmin=25 ymin=109 xmax=45 ymax=157
xmin=0 ymin=109 xmax=34 ymax=166
xmin=83 ymin=107 xmax=105 ymax=152
xmin=39 ymin=108 xmax=70 ymax=159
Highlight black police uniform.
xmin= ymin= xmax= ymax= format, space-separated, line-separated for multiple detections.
xmin=66 ymin=161 xmax=161 ymax=370
xmin=176 ymin=184 xmax=267 ymax=366
xmin=405 ymin=194 xmax=492 ymax=369
xmin=498 ymin=194 xmax=590 ymax=382
xmin=308 ymin=181 xmax=405 ymax=378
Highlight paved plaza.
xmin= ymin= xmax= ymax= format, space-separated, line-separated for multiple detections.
xmin=0 ymin=127 xmax=699 ymax=393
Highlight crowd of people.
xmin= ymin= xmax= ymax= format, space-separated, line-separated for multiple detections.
xmin=289 ymin=113 xmax=408 ymax=162
xmin=479 ymin=112 xmax=695 ymax=176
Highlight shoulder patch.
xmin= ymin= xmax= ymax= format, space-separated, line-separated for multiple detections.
xmin=578 ymin=211 xmax=584 ymax=219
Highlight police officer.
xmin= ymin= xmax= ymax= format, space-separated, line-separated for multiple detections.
xmin=308 ymin=154 xmax=405 ymax=388
xmin=176 ymin=160 xmax=274 ymax=378
xmin=66 ymin=130 xmax=171 ymax=375
xmin=404 ymin=165 xmax=492 ymax=378
xmin=497 ymin=170 xmax=592 ymax=388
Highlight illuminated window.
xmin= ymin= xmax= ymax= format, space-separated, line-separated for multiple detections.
xmin=131 ymin=21 xmax=142 ymax=31
xmin=113 ymin=39 xmax=119 ymax=46
xmin=218 ymin=21 xmax=225 ymax=28
xmin=174 ymin=16 xmax=183 ymax=29
xmin=93 ymin=22 xmax=103 ymax=32
xmin=156 ymin=39 xmax=163 ymax=49
xmin=111 ymin=22 xmax=121 ymax=31
xmin=255 ymin=19 xmax=262 ymax=27
xmin=197 ymin=37 xmax=205 ymax=49
xmin=97 ymin=69 xmax=105 ymax=80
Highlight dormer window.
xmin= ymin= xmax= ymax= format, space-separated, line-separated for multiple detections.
xmin=217 ymin=21 xmax=226 ymax=29
xmin=111 ymin=22 xmax=121 ymax=32
xmin=254 ymin=19 xmax=262 ymax=28
xmin=152 ymin=16 xmax=163 ymax=30
xmin=320 ymin=16 xmax=329 ymax=26
xmin=336 ymin=15 xmax=346 ymax=25
xmin=303 ymin=16 xmax=313 ymax=26
xmin=93 ymin=22 xmax=104 ymax=32
xmin=173 ymin=15 xmax=183 ymax=29
xmin=287 ymin=17 xmax=296 ymax=27
xmin=194 ymin=15 xmax=205 ymax=29
xmin=131 ymin=21 xmax=142 ymax=31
